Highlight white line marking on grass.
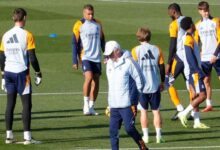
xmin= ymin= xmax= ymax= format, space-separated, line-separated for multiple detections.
xmin=75 ymin=145 xmax=220 ymax=150
xmin=96 ymin=0 xmax=220 ymax=5
xmin=0 ymin=89 xmax=219 ymax=96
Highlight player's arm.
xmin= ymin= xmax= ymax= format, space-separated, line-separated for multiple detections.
xmin=166 ymin=21 xmax=178 ymax=74
xmin=184 ymin=35 xmax=201 ymax=72
xmin=95 ymin=19 xmax=105 ymax=52
xmin=0 ymin=41 xmax=6 ymax=91
xmin=0 ymin=42 xmax=5 ymax=75
xmin=157 ymin=47 xmax=165 ymax=91
xmin=28 ymin=49 xmax=40 ymax=73
xmin=213 ymin=18 xmax=220 ymax=58
xmin=0 ymin=51 xmax=5 ymax=74
xmin=100 ymin=22 xmax=105 ymax=52
xmin=26 ymin=31 xmax=42 ymax=85
xmin=167 ymin=38 xmax=177 ymax=65
xmin=194 ymin=21 xmax=200 ymax=44
xmin=72 ymin=20 xmax=82 ymax=69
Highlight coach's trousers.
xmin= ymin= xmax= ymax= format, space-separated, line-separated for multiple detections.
xmin=109 ymin=107 xmax=142 ymax=150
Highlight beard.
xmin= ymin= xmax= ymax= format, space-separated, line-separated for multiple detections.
xmin=170 ymin=16 xmax=175 ymax=20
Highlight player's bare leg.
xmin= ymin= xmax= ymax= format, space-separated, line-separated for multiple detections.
xmin=89 ymin=73 xmax=100 ymax=115
xmin=153 ymin=110 xmax=164 ymax=143
xmin=140 ymin=109 xmax=149 ymax=143
xmin=83 ymin=71 xmax=93 ymax=115
xmin=202 ymin=76 xmax=213 ymax=112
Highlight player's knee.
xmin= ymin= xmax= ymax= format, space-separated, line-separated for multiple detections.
xmin=125 ymin=125 xmax=135 ymax=135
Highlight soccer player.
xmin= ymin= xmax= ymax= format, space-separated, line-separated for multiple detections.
xmin=194 ymin=1 xmax=220 ymax=112
xmin=0 ymin=8 xmax=42 ymax=144
xmin=72 ymin=4 xmax=105 ymax=115
xmin=165 ymin=3 xmax=187 ymax=120
xmin=177 ymin=16 xmax=210 ymax=128
xmin=104 ymin=41 xmax=148 ymax=150
xmin=131 ymin=27 xmax=165 ymax=143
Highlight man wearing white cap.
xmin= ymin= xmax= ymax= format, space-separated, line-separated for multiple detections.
xmin=104 ymin=41 xmax=148 ymax=150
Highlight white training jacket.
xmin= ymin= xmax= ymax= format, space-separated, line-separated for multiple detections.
xmin=106 ymin=51 xmax=145 ymax=108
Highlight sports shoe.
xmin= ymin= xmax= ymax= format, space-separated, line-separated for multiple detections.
xmin=177 ymin=112 xmax=188 ymax=128
xmin=142 ymin=136 xmax=149 ymax=143
xmin=139 ymin=140 xmax=148 ymax=150
xmin=23 ymin=138 xmax=42 ymax=145
xmin=83 ymin=104 xmax=90 ymax=115
xmin=171 ymin=111 xmax=179 ymax=121
xmin=5 ymin=138 xmax=16 ymax=144
xmin=187 ymin=115 xmax=194 ymax=120
xmin=156 ymin=137 xmax=165 ymax=143
xmin=201 ymin=106 xmax=213 ymax=112
xmin=193 ymin=123 xmax=210 ymax=129
xmin=89 ymin=106 xmax=99 ymax=116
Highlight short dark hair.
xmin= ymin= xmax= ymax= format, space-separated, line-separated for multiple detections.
xmin=13 ymin=8 xmax=27 ymax=22
xmin=180 ymin=17 xmax=193 ymax=31
xmin=198 ymin=1 xmax=209 ymax=11
xmin=136 ymin=27 xmax=151 ymax=42
xmin=168 ymin=3 xmax=181 ymax=13
xmin=83 ymin=4 xmax=94 ymax=11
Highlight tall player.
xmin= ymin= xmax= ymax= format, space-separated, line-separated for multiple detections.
xmin=165 ymin=3 xmax=186 ymax=120
xmin=0 ymin=8 xmax=42 ymax=144
xmin=194 ymin=1 xmax=220 ymax=112
xmin=72 ymin=4 xmax=105 ymax=115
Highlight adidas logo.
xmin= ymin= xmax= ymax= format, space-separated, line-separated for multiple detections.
xmin=6 ymin=34 xmax=19 ymax=44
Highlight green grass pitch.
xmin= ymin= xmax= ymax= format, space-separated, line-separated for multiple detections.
xmin=0 ymin=0 xmax=220 ymax=149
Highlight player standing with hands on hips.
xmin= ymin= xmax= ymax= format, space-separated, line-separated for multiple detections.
xmin=0 ymin=8 xmax=42 ymax=145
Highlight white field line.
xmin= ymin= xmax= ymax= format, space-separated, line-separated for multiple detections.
xmin=75 ymin=145 xmax=220 ymax=150
xmin=0 ymin=89 xmax=220 ymax=96
xmin=96 ymin=0 xmax=220 ymax=5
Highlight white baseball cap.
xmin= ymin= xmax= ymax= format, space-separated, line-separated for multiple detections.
xmin=104 ymin=41 xmax=120 ymax=56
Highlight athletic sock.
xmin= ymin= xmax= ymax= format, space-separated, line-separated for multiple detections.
xmin=6 ymin=130 xmax=13 ymax=139
xmin=182 ymin=104 xmax=193 ymax=116
xmin=193 ymin=111 xmax=200 ymax=125
xmin=155 ymin=128 xmax=161 ymax=139
xmin=177 ymin=104 xmax=184 ymax=112
xmin=191 ymin=110 xmax=195 ymax=117
xmin=169 ymin=86 xmax=181 ymax=106
xmin=89 ymin=100 xmax=94 ymax=108
xmin=24 ymin=131 xmax=31 ymax=140
xmin=84 ymin=96 xmax=89 ymax=106
xmin=142 ymin=128 xmax=149 ymax=138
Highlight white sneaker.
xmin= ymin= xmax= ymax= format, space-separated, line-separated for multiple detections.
xmin=177 ymin=112 xmax=188 ymax=128
xmin=83 ymin=104 xmax=90 ymax=115
xmin=193 ymin=123 xmax=210 ymax=129
xmin=90 ymin=106 xmax=99 ymax=116
xmin=156 ymin=137 xmax=165 ymax=143
xmin=23 ymin=138 xmax=42 ymax=145
xmin=5 ymin=138 xmax=16 ymax=144
xmin=142 ymin=136 xmax=149 ymax=143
